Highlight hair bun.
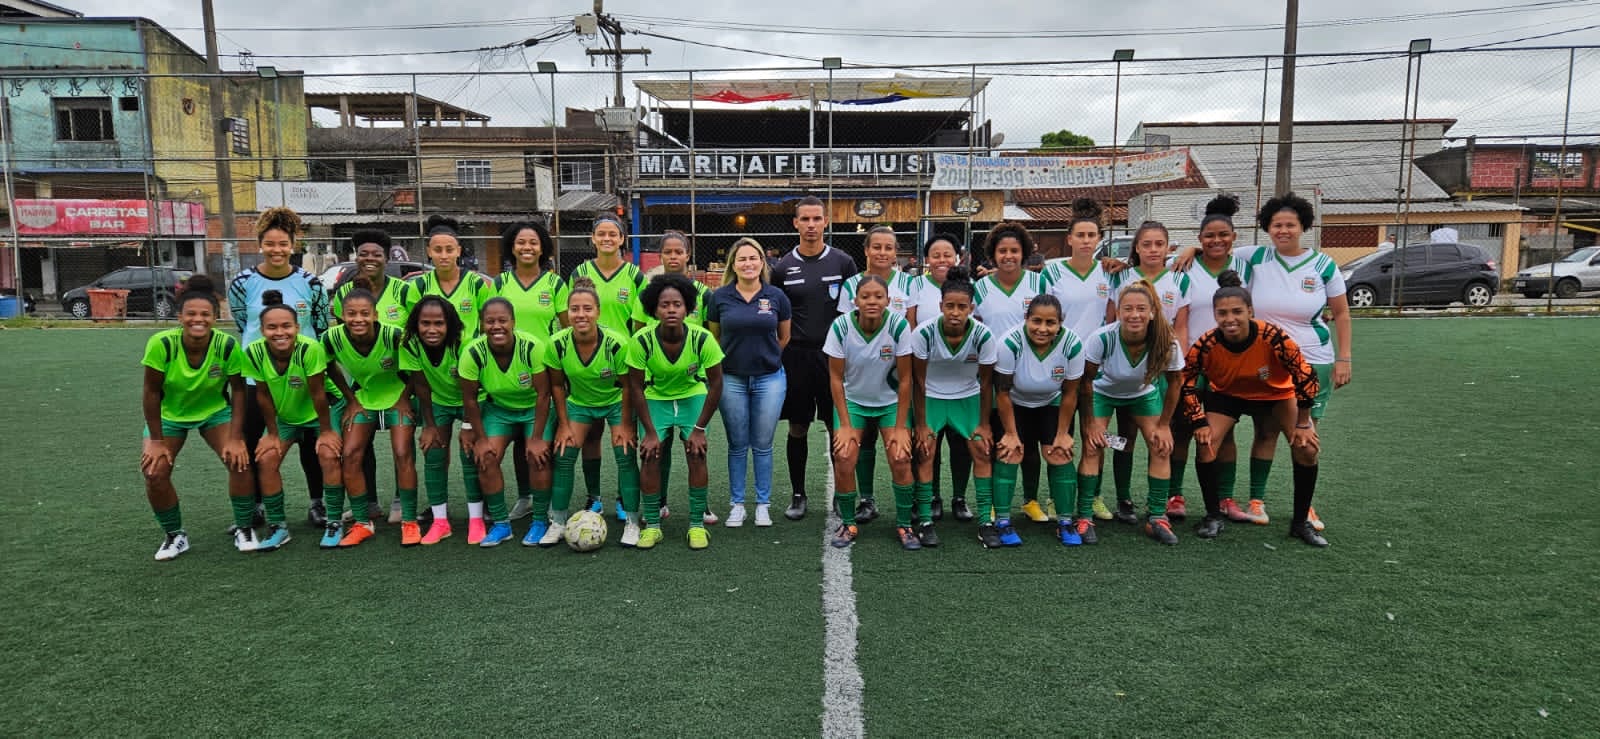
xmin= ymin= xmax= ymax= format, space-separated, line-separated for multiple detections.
xmin=570 ymin=275 xmax=596 ymax=292
xmin=261 ymin=289 xmax=284 ymax=306
xmin=183 ymin=274 xmax=215 ymax=294
xmin=944 ymin=265 xmax=972 ymax=284
xmin=425 ymin=215 xmax=460 ymax=235
xmin=1070 ymin=197 xmax=1102 ymax=221
xmin=1216 ymin=270 xmax=1244 ymax=289
xmin=1205 ymin=194 xmax=1240 ymax=218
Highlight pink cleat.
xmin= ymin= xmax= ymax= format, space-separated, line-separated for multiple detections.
xmin=466 ymin=517 xmax=487 ymax=545
xmin=420 ymin=519 xmax=453 ymax=546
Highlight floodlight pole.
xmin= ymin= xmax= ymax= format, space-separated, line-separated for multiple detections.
xmin=1547 ymin=46 xmax=1575 ymax=315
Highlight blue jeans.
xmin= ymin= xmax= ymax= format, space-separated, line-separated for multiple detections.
xmin=720 ymin=369 xmax=787 ymax=505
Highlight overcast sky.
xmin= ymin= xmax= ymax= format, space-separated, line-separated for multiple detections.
xmin=54 ymin=0 xmax=1600 ymax=145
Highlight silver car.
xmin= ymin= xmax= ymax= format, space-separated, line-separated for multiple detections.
xmin=1513 ymin=246 xmax=1600 ymax=299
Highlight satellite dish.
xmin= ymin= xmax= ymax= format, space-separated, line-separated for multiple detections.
xmin=989 ymin=132 xmax=1006 ymax=148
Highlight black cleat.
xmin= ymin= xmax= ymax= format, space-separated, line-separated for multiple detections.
xmin=977 ymin=523 xmax=1003 ymax=549
xmin=307 ymin=499 xmax=327 ymax=527
xmin=1075 ymin=518 xmax=1099 ymax=545
xmin=930 ymin=496 xmax=944 ymax=521
xmin=785 ymin=493 xmax=808 ymax=520
xmin=1114 ymin=500 xmax=1140 ymax=525
xmin=896 ymin=526 xmax=923 ymax=551
xmin=1144 ymin=516 xmax=1179 ymax=545
xmin=951 ymin=496 xmax=974 ymax=522
xmin=1289 ymin=522 xmax=1329 ymax=548
xmin=917 ymin=522 xmax=941 ymax=548
xmin=855 ymin=498 xmax=879 ymax=524
xmin=1194 ymin=516 xmax=1225 ymax=539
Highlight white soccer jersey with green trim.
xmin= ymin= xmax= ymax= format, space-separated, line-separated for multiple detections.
xmin=1110 ymin=265 xmax=1191 ymax=325
xmin=823 ymin=312 xmax=912 ymax=408
xmin=1083 ymin=322 xmax=1183 ymax=400
xmin=973 ymin=270 xmax=1047 ymax=337
xmin=836 ymin=270 xmax=917 ymax=320
xmin=1238 ymin=246 xmax=1346 ymax=365
xmin=996 ymin=325 xmax=1086 ymax=409
xmin=1182 ymin=254 xmax=1250 ymax=342
xmin=1043 ymin=259 xmax=1112 ymax=346
xmin=910 ymin=317 xmax=998 ymax=400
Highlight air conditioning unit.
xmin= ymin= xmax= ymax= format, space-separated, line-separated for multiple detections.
xmin=596 ymin=107 xmax=639 ymax=132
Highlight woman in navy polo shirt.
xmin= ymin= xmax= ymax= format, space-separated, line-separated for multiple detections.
xmin=708 ymin=237 xmax=793 ymax=527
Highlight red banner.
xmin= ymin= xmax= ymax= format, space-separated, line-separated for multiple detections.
xmin=12 ymin=199 xmax=206 ymax=237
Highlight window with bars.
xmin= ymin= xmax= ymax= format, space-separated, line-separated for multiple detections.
xmin=1532 ymin=151 xmax=1582 ymax=179
xmin=54 ymin=98 xmax=114 ymax=141
xmin=560 ymin=161 xmax=595 ymax=191
xmin=456 ymin=160 xmax=492 ymax=188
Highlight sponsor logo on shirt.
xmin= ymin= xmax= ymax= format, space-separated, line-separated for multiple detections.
xmin=617 ymin=288 xmax=631 ymax=303
xmin=385 ymin=305 xmax=400 ymax=321
xmin=538 ymin=291 xmax=552 ymax=306
xmin=517 ymin=372 xmax=533 ymax=388
xmin=1050 ymin=365 xmax=1066 ymax=381
xmin=380 ymin=357 xmax=396 ymax=371
xmin=757 ymin=298 xmax=772 ymax=314
xmin=288 ymin=376 xmax=304 ymax=388
xmin=460 ymin=298 xmax=474 ymax=313
xmin=1258 ymin=365 xmax=1271 ymax=381
xmin=207 ymin=365 xmax=223 ymax=379
xmin=878 ymin=345 xmax=894 ymax=361
xmin=1300 ymin=277 xmax=1318 ymax=293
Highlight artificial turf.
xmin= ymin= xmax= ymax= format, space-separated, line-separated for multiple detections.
xmin=1 ymin=318 xmax=1595 ymax=735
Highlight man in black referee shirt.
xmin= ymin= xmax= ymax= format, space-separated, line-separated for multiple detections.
xmin=776 ymin=196 xmax=859 ymax=519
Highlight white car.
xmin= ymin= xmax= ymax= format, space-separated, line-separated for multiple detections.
xmin=1513 ymin=246 xmax=1600 ymax=299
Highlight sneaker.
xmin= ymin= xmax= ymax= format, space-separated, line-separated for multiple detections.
xmin=252 ymin=503 xmax=267 ymax=528
xmin=1074 ymin=518 xmax=1098 ymax=545
xmin=234 ymin=527 xmax=260 ymax=552
xmin=831 ymin=524 xmax=859 ymax=548
xmin=421 ymin=519 xmax=453 ymax=546
xmin=930 ymin=496 xmax=944 ymax=521
xmin=687 ymin=526 xmax=710 ymax=550
xmin=659 ymin=504 xmax=671 ymax=520
xmin=614 ymin=500 xmax=626 ymax=522
xmin=1220 ymin=498 xmax=1250 ymax=522
xmin=307 ymin=499 xmax=327 ymax=527
xmin=387 ymin=498 xmax=403 ymax=525
xmin=1167 ymin=495 xmax=1188 ymax=520
xmin=855 ymin=498 xmax=879 ymax=523
xmin=726 ymin=504 xmax=747 ymax=528
xmin=621 ymin=519 xmax=642 ymax=547
xmin=509 ymin=496 xmax=533 ymax=521
xmin=637 ymin=526 xmax=664 ymax=549
xmin=1244 ymin=499 xmax=1270 ymax=525
xmin=319 ymin=524 xmax=343 ymax=549
xmin=538 ymin=523 xmax=565 ymax=548
xmin=1144 ymin=516 xmax=1179 ymax=545
xmin=154 ymin=531 xmax=190 ymax=561
xmin=400 ymin=521 xmax=421 ymax=547
xmin=1092 ymin=495 xmax=1114 ymax=521
xmin=585 ymin=497 xmax=603 ymax=514
xmin=479 ymin=521 xmax=514 ymax=547
xmin=754 ymin=504 xmax=773 ymax=527
xmin=257 ymin=524 xmax=291 ymax=552
xmin=1057 ymin=520 xmax=1082 ymax=546
xmin=1290 ymin=521 xmax=1329 ymax=548
xmin=1194 ymin=516 xmax=1225 ymax=539
xmin=702 ymin=509 xmax=719 ymax=526
xmin=367 ymin=500 xmax=382 ymax=523
xmin=1020 ymin=500 xmax=1048 ymax=523
xmin=339 ymin=522 xmax=376 ymax=548
xmin=784 ymin=493 xmax=808 ymax=520
xmin=951 ymin=496 xmax=974 ymax=522
xmin=521 ymin=520 xmax=549 ymax=547
xmin=896 ymin=526 xmax=923 ymax=550
xmin=466 ymin=517 xmax=487 ymax=545
xmin=1114 ymin=500 xmax=1140 ymax=525
xmin=916 ymin=522 xmax=941 ymax=548
xmin=977 ymin=523 xmax=1003 ymax=549
xmin=1307 ymin=506 xmax=1326 ymax=532
xmin=996 ymin=519 xmax=1023 ymax=547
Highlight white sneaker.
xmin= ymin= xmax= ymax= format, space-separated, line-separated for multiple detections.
xmin=754 ymin=504 xmax=773 ymax=527
xmin=387 ymin=498 xmax=402 ymax=524
xmin=659 ymin=504 xmax=671 ymax=520
xmin=538 ymin=523 xmax=565 ymax=547
xmin=725 ymin=504 xmax=747 ymax=527
xmin=233 ymin=527 xmax=259 ymax=552
xmin=702 ymin=508 xmax=719 ymax=526
xmin=621 ymin=519 xmax=641 ymax=547
xmin=509 ymin=496 xmax=533 ymax=521
xmin=155 ymin=531 xmax=189 ymax=561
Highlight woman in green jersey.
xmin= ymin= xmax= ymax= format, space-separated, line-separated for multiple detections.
xmin=403 ymin=295 xmax=484 ymax=546
xmin=494 ymin=220 xmax=565 ymax=523
xmin=574 ymin=216 xmax=646 ymax=521
xmin=459 ymin=298 xmax=553 ymax=548
xmin=332 ymin=230 xmax=415 ymax=329
xmin=138 ymin=276 xmax=251 ymax=560
xmin=629 ymin=273 xmax=724 ymax=550
xmin=635 ymin=230 xmax=712 ymax=522
xmin=411 ymin=216 xmax=494 ymax=340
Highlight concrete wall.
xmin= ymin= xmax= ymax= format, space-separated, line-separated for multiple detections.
xmin=0 ymin=21 xmax=150 ymax=173
xmin=417 ymin=146 xmax=526 ymax=189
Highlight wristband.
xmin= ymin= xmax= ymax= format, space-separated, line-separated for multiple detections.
xmin=693 ymin=425 xmax=707 ymax=432
xmin=461 ymin=422 xmax=474 ymax=430
xmin=1335 ymin=358 xmax=1352 ymax=363
xmin=1295 ymin=423 xmax=1313 ymax=429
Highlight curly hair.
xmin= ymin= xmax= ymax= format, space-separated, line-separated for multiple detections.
xmin=641 ymin=272 xmax=700 ymax=319
xmin=984 ymin=221 xmax=1036 ymax=262
xmin=256 ymin=207 xmax=301 ymax=242
xmin=500 ymin=220 xmax=555 ymax=271
xmin=1257 ymin=191 xmax=1315 ymax=232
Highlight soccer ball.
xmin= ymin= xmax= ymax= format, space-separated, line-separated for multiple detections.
xmin=565 ymin=510 xmax=608 ymax=552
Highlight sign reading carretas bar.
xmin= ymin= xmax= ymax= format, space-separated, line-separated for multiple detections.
xmin=13 ymin=199 xmax=206 ymax=236
xmin=636 ymin=149 xmax=931 ymax=180
xmin=929 ymin=148 xmax=1190 ymax=191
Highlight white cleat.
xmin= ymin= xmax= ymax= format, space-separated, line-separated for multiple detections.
xmin=233 ymin=527 xmax=259 ymax=553
xmin=538 ymin=523 xmax=566 ymax=548
xmin=725 ymin=504 xmax=747 ymax=528
xmin=621 ymin=519 xmax=641 ymax=547
xmin=155 ymin=531 xmax=190 ymax=561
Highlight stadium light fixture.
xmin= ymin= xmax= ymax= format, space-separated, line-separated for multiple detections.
xmin=537 ymin=61 xmax=558 ymax=73
xmin=255 ymin=66 xmax=278 ymax=79
xmin=1112 ymin=49 xmax=1135 ymax=62
xmin=821 ymin=57 xmax=842 ymax=70
xmin=1408 ymin=38 xmax=1431 ymax=54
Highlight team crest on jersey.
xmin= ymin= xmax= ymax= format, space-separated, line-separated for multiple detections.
xmin=295 ymin=301 xmax=308 ymax=314
xmin=878 ymin=345 xmax=894 ymax=361
xmin=1161 ymin=291 xmax=1176 ymax=307
xmin=288 ymin=376 xmax=305 ymax=388
xmin=385 ymin=305 xmax=401 ymax=321
xmin=686 ymin=362 xmax=700 ymax=375
xmin=1022 ymin=297 xmax=1034 ymax=310
xmin=1050 ymin=365 xmax=1066 ymax=381
xmin=600 ymin=367 xmax=614 ymax=379
xmin=380 ymin=357 xmax=396 ymax=371
xmin=963 ymin=353 xmax=979 ymax=363
xmin=1096 ymin=283 xmax=1110 ymax=299
xmin=517 ymin=372 xmax=533 ymax=388
xmin=1258 ymin=365 xmax=1271 ymax=381
xmin=460 ymin=298 xmax=474 ymax=313
xmin=891 ymin=297 xmax=906 ymax=312
xmin=538 ymin=291 xmax=552 ymax=306
xmin=207 ymin=365 xmax=223 ymax=379
xmin=828 ymin=283 xmax=841 ymax=300
xmin=617 ymin=288 xmax=631 ymax=303
xmin=757 ymin=298 xmax=772 ymax=314
xmin=1301 ymin=277 xmax=1318 ymax=293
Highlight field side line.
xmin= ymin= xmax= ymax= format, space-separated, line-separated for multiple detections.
xmin=820 ymin=455 xmax=865 ymax=739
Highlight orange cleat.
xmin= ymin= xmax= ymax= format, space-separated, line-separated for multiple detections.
xmin=338 ymin=522 xmax=376 ymax=548
xmin=400 ymin=521 xmax=421 ymax=547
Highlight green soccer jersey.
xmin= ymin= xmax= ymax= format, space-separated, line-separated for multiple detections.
xmin=243 ymin=334 xmax=338 ymax=426
xmin=331 ymin=275 xmax=416 ymax=329
xmin=410 ymin=270 xmax=495 ymax=340
xmin=399 ymin=339 xmax=463 ymax=408
xmin=140 ymin=328 xmax=243 ymax=423
xmin=545 ymin=327 xmax=630 ymax=408
xmin=633 ymin=277 xmax=711 ymax=328
xmin=495 ymin=269 xmax=567 ymax=343
xmin=459 ymin=334 xmax=545 ymax=410
xmin=322 ymin=324 xmax=406 ymax=410
xmin=571 ymin=259 xmax=645 ymax=335
xmin=626 ymin=324 xmax=724 ymax=401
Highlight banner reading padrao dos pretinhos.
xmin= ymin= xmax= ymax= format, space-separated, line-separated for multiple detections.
xmin=930 ymin=148 xmax=1189 ymax=191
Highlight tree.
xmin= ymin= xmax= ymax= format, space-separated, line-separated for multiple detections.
xmin=1039 ymin=129 xmax=1095 ymax=149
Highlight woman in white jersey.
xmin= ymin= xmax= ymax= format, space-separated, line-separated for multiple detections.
xmin=824 ymin=275 xmax=917 ymax=549
xmin=992 ymin=294 xmax=1087 ymax=547
xmin=834 ymin=226 xmax=916 ymax=525
xmin=974 ymin=222 xmax=1051 ymax=524
xmin=908 ymin=233 xmax=975 ymax=522
xmin=1042 ymin=199 xmax=1115 ymax=521
xmin=1078 ymin=280 xmax=1186 ymax=545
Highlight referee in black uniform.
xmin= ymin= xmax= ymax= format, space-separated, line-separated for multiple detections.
xmin=775 ymin=196 xmax=859 ymax=520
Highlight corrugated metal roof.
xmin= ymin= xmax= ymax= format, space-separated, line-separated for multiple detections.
xmin=557 ymin=191 xmax=620 ymax=213
xmin=1019 ymin=204 xmax=1128 ymax=223
xmin=635 ymin=75 xmax=990 ymax=102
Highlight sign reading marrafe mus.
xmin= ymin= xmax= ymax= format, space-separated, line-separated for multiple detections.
xmin=635 ymin=149 xmax=934 ymax=181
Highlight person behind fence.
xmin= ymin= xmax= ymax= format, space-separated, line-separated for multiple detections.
xmin=974 ymin=221 xmax=1051 ymax=524
xmin=494 ymin=219 xmax=567 ymax=524
xmin=572 ymin=216 xmax=646 ymax=523
xmin=909 ymin=233 xmax=974 ymax=522
xmin=1042 ymin=199 xmax=1115 ymax=522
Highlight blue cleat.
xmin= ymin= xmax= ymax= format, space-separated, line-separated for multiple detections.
xmin=480 ymin=521 xmax=515 ymax=548
xmin=614 ymin=500 xmax=626 ymax=522
xmin=1057 ymin=520 xmax=1082 ymax=547
xmin=521 ymin=520 xmax=549 ymax=547
xmin=318 ymin=524 xmax=342 ymax=549
xmin=257 ymin=524 xmax=292 ymax=552
xmin=996 ymin=519 xmax=1023 ymax=547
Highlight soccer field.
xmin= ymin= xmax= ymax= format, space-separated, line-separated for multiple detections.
xmin=1 ymin=317 xmax=1596 ymax=736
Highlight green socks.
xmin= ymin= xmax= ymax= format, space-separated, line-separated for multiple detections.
xmin=992 ymin=462 xmax=1019 ymax=522
xmin=612 ymin=445 xmax=641 ymax=514
xmin=229 ymin=495 xmax=255 ymax=530
xmin=583 ymin=455 xmax=602 ymax=500
xmin=688 ymin=486 xmax=708 ymax=527
xmin=836 ymin=490 xmax=859 ymax=526
xmin=398 ymin=487 xmax=418 ymax=522
xmin=424 ymin=449 xmax=449 ymax=506
xmin=1146 ymin=475 xmax=1170 ymax=518
xmin=1219 ymin=458 xmax=1238 ymax=501
xmin=551 ymin=447 xmax=581 ymax=512
xmin=530 ymin=487 xmax=552 ymax=523
xmin=892 ymin=482 xmax=915 ymax=527
xmin=1076 ymin=473 xmax=1101 ymax=519
xmin=324 ymin=485 xmax=346 ymax=523
xmin=261 ymin=490 xmax=286 ymax=525
xmin=1047 ymin=462 xmax=1076 ymax=521
xmin=857 ymin=442 xmax=877 ymax=502
xmin=914 ymin=481 xmax=933 ymax=524
xmin=974 ymin=476 xmax=995 ymax=525
xmin=349 ymin=491 xmax=370 ymax=524
xmin=153 ymin=502 xmax=183 ymax=534
xmin=1250 ymin=457 xmax=1273 ymax=501
xmin=484 ymin=489 xmax=507 ymax=523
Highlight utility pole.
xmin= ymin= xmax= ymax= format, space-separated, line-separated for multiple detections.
xmin=588 ymin=0 xmax=650 ymax=107
xmin=202 ymin=0 xmax=236 ymax=276
xmin=1274 ymin=0 xmax=1298 ymax=196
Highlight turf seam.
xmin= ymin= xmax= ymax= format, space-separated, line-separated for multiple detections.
xmin=820 ymin=453 xmax=865 ymax=738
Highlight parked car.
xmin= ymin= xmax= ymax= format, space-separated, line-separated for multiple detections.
xmin=1513 ymin=245 xmax=1600 ymax=299
xmin=62 ymin=266 xmax=194 ymax=319
xmin=318 ymin=260 xmax=431 ymax=291
xmin=1340 ymin=242 xmax=1499 ymax=308
xmin=1093 ymin=235 xmax=1135 ymax=262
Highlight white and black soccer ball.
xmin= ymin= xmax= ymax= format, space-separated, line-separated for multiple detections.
xmin=564 ymin=510 xmax=608 ymax=552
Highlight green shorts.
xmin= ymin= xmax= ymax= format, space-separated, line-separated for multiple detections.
xmin=1093 ymin=390 xmax=1163 ymax=419
xmin=567 ymin=400 xmax=623 ymax=428
xmin=482 ymin=400 xmax=538 ymax=439
xmin=349 ymin=398 xmax=418 ymax=427
xmin=1311 ymin=363 xmax=1333 ymax=420
xmin=835 ymin=400 xmax=905 ymax=430
xmin=430 ymin=403 xmax=467 ymax=428
xmin=144 ymin=406 xmax=232 ymax=439
xmin=276 ymin=401 xmax=346 ymax=441
xmin=923 ymin=396 xmax=980 ymax=439
xmin=642 ymin=395 xmax=705 ymax=441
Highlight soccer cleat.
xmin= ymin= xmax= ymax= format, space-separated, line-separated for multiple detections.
xmin=1244 ymin=500 xmax=1270 ymax=525
xmin=996 ymin=519 xmax=1023 ymax=547
xmin=930 ymin=496 xmax=944 ymax=521
xmin=586 ymin=497 xmax=603 ymax=514
xmin=831 ymin=524 xmax=859 ymax=548
xmin=621 ymin=519 xmax=642 ymax=547
xmin=257 ymin=524 xmax=292 ymax=552
xmin=785 ymin=493 xmax=807 ymax=520
xmin=154 ymin=531 xmax=190 ymax=561
xmin=896 ymin=526 xmax=923 ymax=550
xmin=521 ymin=520 xmax=549 ymax=547
xmin=637 ymin=526 xmax=663 ymax=549
xmin=252 ymin=503 xmax=267 ymax=528
xmin=1114 ymin=500 xmax=1140 ymax=525
xmin=466 ymin=517 xmax=487 ymax=545
xmin=725 ymin=504 xmax=747 ymax=528
xmin=538 ymin=523 xmax=566 ymax=548
xmin=234 ymin=527 xmax=260 ymax=553
xmin=388 ymin=498 xmax=402 ymax=525
xmin=701 ymin=508 xmax=718 ymax=526
xmin=1020 ymin=500 xmax=1049 ymax=523
xmin=754 ymin=503 xmax=774 ymax=527
xmin=1092 ymin=495 xmax=1114 ymax=521
xmin=1194 ymin=516 xmax=1225 ymax=539
xmin=1220 ymin=498 xmax=1250 ymax=522
xmin=307 ymin=499 xmax=328 ymax=527
xmin=614 ymin=500 xmax=626 ymax=522
xmin=659 ymin=504 xmax=671 ymax=520
xmin=1166 ymin=495 xmax=1188 ymax=520
xmin=976 ymin=523 xmax=1003 ymax=549
xmin=687 ymin=526 xmax=710 ymax=550
xmin=1290 ymin=521 xmax=1329 ymax=548
xmin=917 ymin=522 xmax=941 ymax=548
xmin=1058 ymin=520 xmax=1083 ymax=546
xmin=1307 ymin=506 xmax=1326 ymax=532
xmin=1074 ymin=517 xmax=1098 ymax=545
xmin=855 ymin=498 xmax=879 ymax=524
xmin=421 ymin=519 xmax=453 ymax=546
xmin=951 ymin=496 xmax=974 ymax=522
xmin=1144 ymin=516 xmax=1179 ymax=545
xmin=319 ymin=524 xmax=343 ymax=549
xmin=339 ymin=522 xmax=376 ymax=548
xmin=400 ymin=521 xmax=422 ymax=547
xmin=509 ymin=496 xmax=533 ymax=521
xmin=479 ymin=521 xmax=514 ymax=547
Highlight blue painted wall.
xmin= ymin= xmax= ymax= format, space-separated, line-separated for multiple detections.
xmin=1 ymin=19 xmax=150 ymax=173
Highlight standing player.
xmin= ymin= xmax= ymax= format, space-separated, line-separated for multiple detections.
xmin=1042 ymin=200 xmax=1114 ymax=521
xmin=774 ymin=196 xmax=859 ymax=520
xmin=402 ymin=295 xmax=482 ymax=546
xmin=493 ymin=220 xmax=565 ymax=523
xmin=974 ymin=221 xmax=1050 ymax=523
xmin=458 ymin=299 xmax=553 ymax=547
xmin=908 ymin=233 xmax=973 ymax=521
xmin=571 ymin=216 xmax=646 ymax=521
xmin=634 ymin=230 xmax=711 ymax=521
xmin=140 ymin=276 xmax=252 ymax=559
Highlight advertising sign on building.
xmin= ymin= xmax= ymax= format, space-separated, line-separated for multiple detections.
xmin=13 ymin=199 xmax=206 ymax=236
xmin=255 ymin=182 xmax=358 ymax=214
xmin=931 ymin=149 xmax=1190 ymax=191
xmin=636 ymin=149 xmax=931 ymax=181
